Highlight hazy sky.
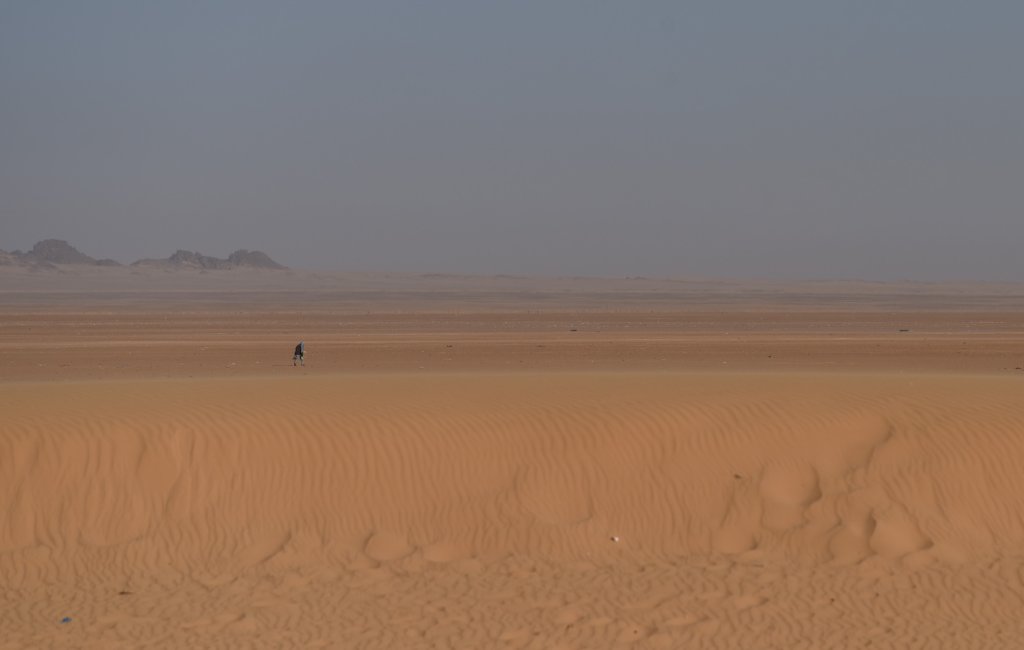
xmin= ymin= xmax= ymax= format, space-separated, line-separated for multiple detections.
xmin=2 ymin=2 xmax=1022 ymax=280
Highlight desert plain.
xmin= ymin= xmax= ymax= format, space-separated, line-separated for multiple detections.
xmin=3 ymin=268 xmax=1024 ymax=649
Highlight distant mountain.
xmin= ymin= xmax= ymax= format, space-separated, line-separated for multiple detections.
xmin=0 ymin=249 xmax=56 ymax=270
xmin=0 ymin=240 xmax=286 ymax=271
xmin=131 ymin=248 xmax=287 ymax=270
xmin=32 ymin=239 xmax=103 ymax=264
xmin=0 ymin=239 xmax=120 ymax=270
xmin=227 ymin=249 xmax=287 ymax=269
xmin=131 ymin=249 xmax=232 ymax=270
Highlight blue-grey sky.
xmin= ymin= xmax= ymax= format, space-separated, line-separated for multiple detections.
xmin=2 ymin=2 xmax=1022 ymax=280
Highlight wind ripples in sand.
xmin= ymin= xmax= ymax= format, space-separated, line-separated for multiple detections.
xmin=4 ymin=372 xmax=1024 ymax=648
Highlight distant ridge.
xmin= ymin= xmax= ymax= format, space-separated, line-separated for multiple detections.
xmin=132 ymin=248 xmax=287 ymax=270
xmin=31 ymin=239 xmax=99 ymax=264
xmin=227 ymin=249 xmax=286 ymax=269
xmin=0 ymin=240 xmax=287 ymax=271
xmin=0 ymin=239 xmax=120 ymax=270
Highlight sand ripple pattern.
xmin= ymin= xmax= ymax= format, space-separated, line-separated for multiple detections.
xmin=3 ymin=372 xmax=1024 ymax=648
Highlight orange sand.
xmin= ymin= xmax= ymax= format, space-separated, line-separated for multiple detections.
xmin=3 ymin=272 xmax=1024 ymax=648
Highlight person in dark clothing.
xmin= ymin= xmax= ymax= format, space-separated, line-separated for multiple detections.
xmin=293 ymin=341 xmax=305 ymax=366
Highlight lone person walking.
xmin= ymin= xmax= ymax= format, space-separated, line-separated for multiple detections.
xmin=293 ymin=341 xmax=305 ymax=366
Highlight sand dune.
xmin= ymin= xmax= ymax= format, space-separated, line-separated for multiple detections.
xmin=4 ymin=368 xmax=1024 ymax=648
xmin=4 ymin=282 xmax=1024 ymax=647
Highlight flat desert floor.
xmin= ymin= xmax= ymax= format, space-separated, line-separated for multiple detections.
xmin=3 ymin=271 xmax=1024 ymax=648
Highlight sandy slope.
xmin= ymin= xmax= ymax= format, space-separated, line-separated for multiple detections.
xmin=3 ymin=371 xmax=1024 ymax=648
xmin=3 ymin=279 xmax=1024 ymax=648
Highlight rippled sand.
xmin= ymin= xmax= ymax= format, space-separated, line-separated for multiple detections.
xmin=3 ymin=275 xmax=1024 ymax=648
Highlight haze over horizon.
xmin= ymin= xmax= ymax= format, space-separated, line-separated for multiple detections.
xmin=2 ymin=3 xmax=1022 ymax=282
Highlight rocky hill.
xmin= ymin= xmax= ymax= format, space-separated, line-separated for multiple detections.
xmin=131 ymin=248 xmax=287 ymax=270
xmin=227 ymin=249 xmax=287 ymax=269
xmin=31 ymin=239 xmax=100 ymax=264
xmin=0 ymin=239 xmax=120 ymax=269
xmin=1 ymin=240 xmax=286 ymax=271
xmin=132 ymin=250 xmax=232 ymax=270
